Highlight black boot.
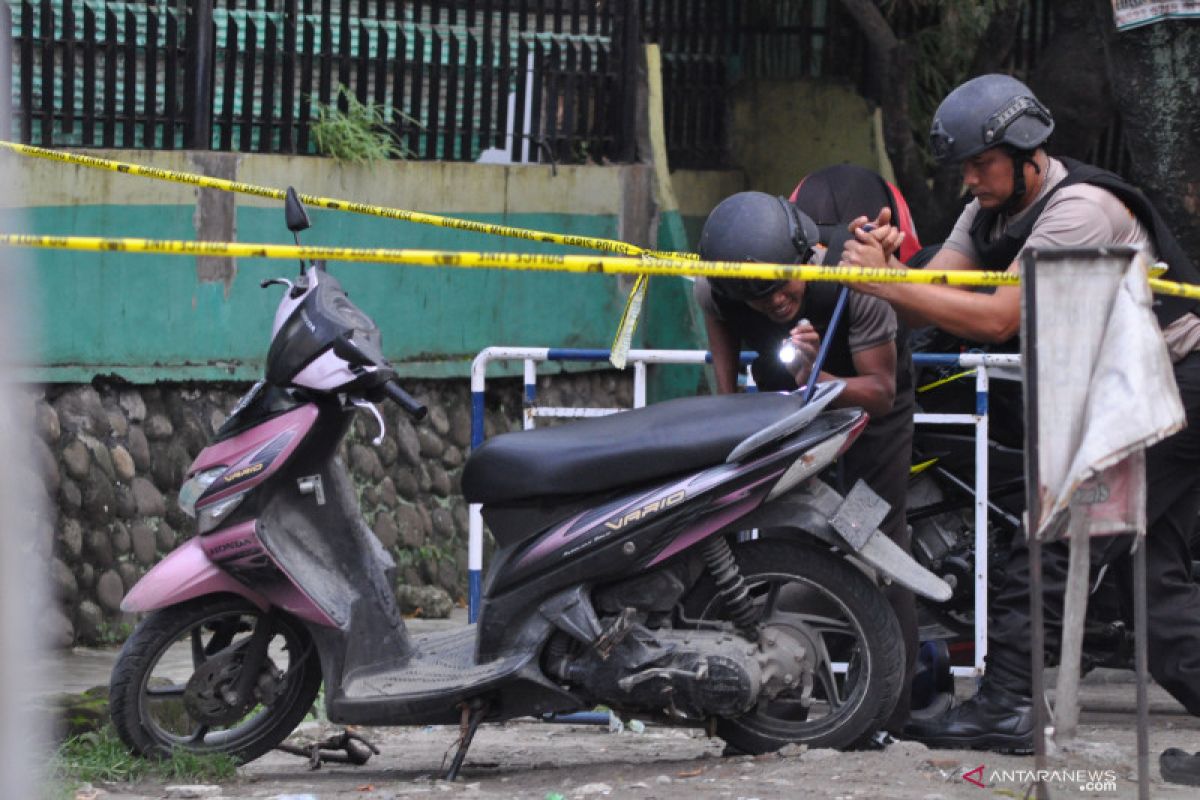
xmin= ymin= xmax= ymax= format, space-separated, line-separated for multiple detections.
xmin=1161 ymin=749 xmax=1200 ymax=786
xmin=901 ymin=681 xmax=1034 ymax=754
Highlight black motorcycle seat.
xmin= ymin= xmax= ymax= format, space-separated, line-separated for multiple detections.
xmin=462 ymin=392 xmax=807 ymax=504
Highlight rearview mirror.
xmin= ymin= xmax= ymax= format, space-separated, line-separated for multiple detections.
xmin=285 ymin=186 xmax=311 ymax=233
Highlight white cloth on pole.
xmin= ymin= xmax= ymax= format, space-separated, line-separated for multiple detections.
xmin=1028 ymin=249 xmax=1184 ymax=539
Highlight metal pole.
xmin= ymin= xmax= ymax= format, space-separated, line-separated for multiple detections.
xmin=187 ymin=0 xmax=215 ymax=149
xmin=617 ymin=1 xmax=641 ymax=162
xmin=1021 ymin=252 xmax=1048 ymax=799
xmin=974 ymin=364 xmax=990 ymax=675
xmin=801 ymin=287 xmax=849 ymax=405
xmin=523 ymin=359 xmax=537 ymax=430
xmin=1133 ymin=536 xmax=1150 ymax=800
xmin=1054 ymin=510 xmax=1091 ymax=744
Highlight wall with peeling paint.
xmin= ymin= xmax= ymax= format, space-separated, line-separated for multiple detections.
xmin=5 ymin=151 xmax=744 ymax=384
xmin=729 ymin=79 xmax=891 ymax=198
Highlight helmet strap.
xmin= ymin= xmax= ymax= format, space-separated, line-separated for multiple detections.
xmin=998 ymin=147 xmax=1040 ymax=214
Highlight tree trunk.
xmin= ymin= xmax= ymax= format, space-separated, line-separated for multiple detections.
xmin=1107 ymin=19 xmax=1200 ymax=268
xmin=1028 ymin=0 xmax=1114 ymax=163
xmin=837 ymin=0 xmax=1026 ymax=242
xmin=835 ymin=0 xmax=942 ymax=238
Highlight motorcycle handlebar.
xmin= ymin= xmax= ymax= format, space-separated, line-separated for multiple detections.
xmin=384 ymin=381 xmax=427 ymax=421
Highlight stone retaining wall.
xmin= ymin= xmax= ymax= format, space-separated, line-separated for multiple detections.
xmin=26 ymin=371 xmax=633 ymax=647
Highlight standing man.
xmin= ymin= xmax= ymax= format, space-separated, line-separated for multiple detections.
xmin=693 ymin=185 xmax=918 ymax=738
xmin=843 ymin=73 xmax=1200 ymax=754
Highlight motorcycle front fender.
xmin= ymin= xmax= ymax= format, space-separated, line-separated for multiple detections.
xmin=734 ymin=479 xmax=953 ymax=603
xmin=121 ymin=536 xmax=270 ymax=613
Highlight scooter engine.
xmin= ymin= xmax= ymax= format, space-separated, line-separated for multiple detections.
xmin=552 ymin=623 xmax=807 ymax=719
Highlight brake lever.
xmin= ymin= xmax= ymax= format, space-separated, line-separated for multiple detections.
xmin=350 ymin=398 xmax=387 ymax=445
xmin=260 ymin=277 xmax=294 ymax=291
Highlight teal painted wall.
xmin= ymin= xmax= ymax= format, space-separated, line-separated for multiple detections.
xmin=14 ymin=204 xmax=627 ymax=382
xmin=6 ymin=151 xmax=745 ymax=384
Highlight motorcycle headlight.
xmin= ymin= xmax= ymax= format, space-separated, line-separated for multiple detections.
xmin=197 ymin=493 xmax=247 ymax=534
xmin=179 ymin=468 xmax=226 ymax=518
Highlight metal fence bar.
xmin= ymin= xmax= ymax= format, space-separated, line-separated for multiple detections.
xmin=0 ymin=2 xmax=652 ymax=165
xmin=913 ymin=352 xmax=1020 ymax=677
xmin=38 ymin=0 xmax=53 ymax=146
xmin=260 ymin=14 xmax=277 ymax=153
xmin=101 ymin=8 xmax=116 ymax=147
xmin=0 ymin=4 xmax=10 ymax=140
xmin=14 ymin=3 xmax=31 ymax=144
xmin=145 ymin=11 xmax=159 ymax=147
xmin=239 ymin=15 xmax=257 ymax=151
xmin=61 ymin=1 xmax=74 ymax=137
xmin=81 ymin=4 xmax=95 ymax=144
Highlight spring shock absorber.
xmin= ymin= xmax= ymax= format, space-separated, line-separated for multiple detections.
xmin=701 ymin=535 xmax=760 ymax=639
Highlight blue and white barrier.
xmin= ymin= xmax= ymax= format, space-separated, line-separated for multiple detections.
xmin=466 ymin=347 xmax=1021 ymax=678
xmin=912 ymin=352 xmax=1021 ymax=677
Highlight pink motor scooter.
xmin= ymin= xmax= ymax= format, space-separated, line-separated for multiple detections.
xmin=109 ymin=190 xmax=949 ymax=776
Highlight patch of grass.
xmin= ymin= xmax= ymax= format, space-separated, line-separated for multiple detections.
xmin=46 ymin=725 xmax=238 ymax=796
xmin=310 ymin=85 xmax=422 ymax=164
xmin=94 ymin=621 xmax=135 ymax=646
xmin=303 ymin=684 xmax=327 ymax=723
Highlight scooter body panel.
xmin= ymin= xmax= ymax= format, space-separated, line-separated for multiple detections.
xmin=192 ymin=403 xmax=320 ymax=507
xmin=120 ymin=534 xmax=270 ymax=613
xmin=122 ymin=518 xmax=339 ymax=627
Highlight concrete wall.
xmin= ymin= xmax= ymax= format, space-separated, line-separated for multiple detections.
xmin=729 ymin=78 xmax=892 ymax=196
xmin=4 ymin=151 xmax=743 ymax=384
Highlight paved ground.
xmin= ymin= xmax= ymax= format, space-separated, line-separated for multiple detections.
xmin=47 ymin=613 xmax=1200 ymax=800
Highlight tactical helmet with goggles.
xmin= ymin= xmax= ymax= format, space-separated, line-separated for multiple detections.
xmin=698 ymin=191 xmax=820 ymax=302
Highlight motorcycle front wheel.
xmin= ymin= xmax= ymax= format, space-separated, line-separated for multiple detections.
xmin=681 ymin=539 xmax=903 ymax=752
xmin=109 ymin=595 xmax=322 ymax=764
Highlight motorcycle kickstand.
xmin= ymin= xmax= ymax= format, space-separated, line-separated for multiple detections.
xmin=444 ymin=698 xmax=488 ymax=782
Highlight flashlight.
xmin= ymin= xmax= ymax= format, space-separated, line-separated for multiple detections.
xmin=778 ymin=318 xmax=811 ymax=368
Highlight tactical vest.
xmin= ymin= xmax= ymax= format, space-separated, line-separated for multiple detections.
xmin=969 ymin=156 xmax=1200 ymax=326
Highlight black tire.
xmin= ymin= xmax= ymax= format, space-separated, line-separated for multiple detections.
xmin=681 ymin=539 xmax=903 ymax=753
xmin=110 ymin=595 xmax=321 ymax=764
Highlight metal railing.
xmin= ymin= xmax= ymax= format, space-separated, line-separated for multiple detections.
xmin=912 ymin=352 xmax=1021 ymax=677
xmin=467 ymin=346 xmax=1022 ymax=679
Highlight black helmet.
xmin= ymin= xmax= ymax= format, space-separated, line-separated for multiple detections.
xmin=929 ymin=74 xmax=1054 ymax=165
xmin=698 ymin=191 xmax=819 ymax=302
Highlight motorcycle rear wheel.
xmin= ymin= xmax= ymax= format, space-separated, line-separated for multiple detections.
xmin=109 ymin=595 xmax=321 ymax=764
xmin=682 ymin=539 xmax=903 ymax=752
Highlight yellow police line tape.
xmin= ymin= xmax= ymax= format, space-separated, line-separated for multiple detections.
xmin=8 ymin=232 xmax=1194 ymax=301
xmin=0 ymin=232 xmax=989 ymax=281
xmin=0 ymin=140 xmax=696 ymax=263
xmin=0 ymin=139 xmax=689 ymax=367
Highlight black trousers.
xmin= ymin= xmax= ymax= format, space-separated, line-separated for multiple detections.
xmin=840 ymin=397 xmax=917 ymax=731
xmin=986 ymin=351 xmax=1200 ymax=715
